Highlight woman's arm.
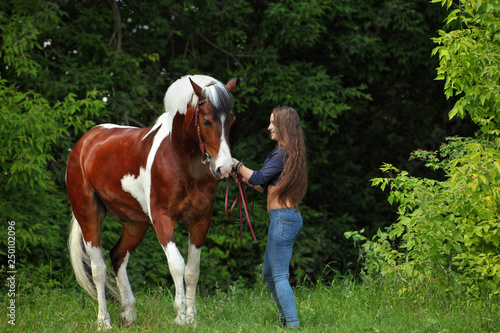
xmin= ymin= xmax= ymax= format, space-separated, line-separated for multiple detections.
xmin=232 ymin=159 xmax=264 ymax=193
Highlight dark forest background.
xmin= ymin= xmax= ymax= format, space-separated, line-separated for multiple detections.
xmin=0 ymin=0 xmax=478 ymax=291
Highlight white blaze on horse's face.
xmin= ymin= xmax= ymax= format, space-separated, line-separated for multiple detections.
xmin=211 ymin=114 xmax=232 ymax=179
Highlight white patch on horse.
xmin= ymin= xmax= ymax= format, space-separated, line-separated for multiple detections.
xmin=213 ymin=114 xmax=232 ymax=178
xmin=98 ymin=124 xmax=137 ymax=129
xmin=120 ymin=168 xmax=149 ymax=216
xmin=116 ymin=252 xmax=137 ymax=324
xmin=85 ymin=242 xmax=113 ymax=330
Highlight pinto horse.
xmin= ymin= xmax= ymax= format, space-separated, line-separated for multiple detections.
xmin=67 ymin=75 xmax=236 ymax=330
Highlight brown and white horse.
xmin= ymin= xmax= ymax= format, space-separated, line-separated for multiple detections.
xmin=66 ymin=75 xmax=236 ymax=330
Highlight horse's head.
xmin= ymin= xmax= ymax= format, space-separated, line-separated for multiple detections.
xmin=189 ymin=77 xmax=237 ymax=180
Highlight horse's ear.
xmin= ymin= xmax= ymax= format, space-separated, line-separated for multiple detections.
xmin=189 ymin=78 xmax=203 ymax=97
xmin=225 ymin=77 xmax=237 ymax=93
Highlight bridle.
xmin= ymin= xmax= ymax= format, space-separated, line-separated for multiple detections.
xmin=187 ymin=99 xmax=210 ymax=164
xmin=187 ymin=97 xmax=257 ymax=243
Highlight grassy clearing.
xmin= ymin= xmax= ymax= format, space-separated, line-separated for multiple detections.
xmin=1 ymin=278 xmax=498 ymax=332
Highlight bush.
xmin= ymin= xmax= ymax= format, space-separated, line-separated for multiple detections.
xmin=347 ymin=137 xmax=500 ymax=299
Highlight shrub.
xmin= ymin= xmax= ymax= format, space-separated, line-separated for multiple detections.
xmin=347 ymin=137 xmax=500 ymax=299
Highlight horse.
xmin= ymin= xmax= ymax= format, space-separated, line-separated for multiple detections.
xmin=66 ymin=75 xmax=237 ymax=330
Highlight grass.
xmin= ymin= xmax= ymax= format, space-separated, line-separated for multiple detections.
xmin=1 ymin=278 xmax=499 ymax=332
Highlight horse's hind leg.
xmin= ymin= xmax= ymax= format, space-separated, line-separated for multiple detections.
xmin=110 ymin=223 xmax=149 ymax=326
xmin=67 ymin=159 xmax=113 ymax=330
xmin=71 ymin=207 xmax=113 ymax=331
xmin=85 ymin=242 xmax=113 ymax=331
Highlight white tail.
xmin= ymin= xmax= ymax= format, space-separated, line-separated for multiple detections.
xmin=68 ymin=215 xmax=117 ymax=299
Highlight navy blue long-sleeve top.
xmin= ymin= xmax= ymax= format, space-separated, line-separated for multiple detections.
xmin=248 ymin=147 xmax=285 ymax=196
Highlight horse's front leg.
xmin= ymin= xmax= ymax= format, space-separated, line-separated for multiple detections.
xmin=153 ymin=217 xmax=191 ymax=325
xmin=184 ymin=242 xmax=202 ymax=320
xmin=185 ymin=219 xmax=211 ymax=322
xmin=164 ymin=242 xmax=191 ymax=324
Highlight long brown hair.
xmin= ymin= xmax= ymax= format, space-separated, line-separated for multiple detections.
xmin=270 ymin=106 xmax=307 ymax=208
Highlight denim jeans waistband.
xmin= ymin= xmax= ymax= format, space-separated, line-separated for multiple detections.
xmin=268 ymin=207 xmax=299 ymax=217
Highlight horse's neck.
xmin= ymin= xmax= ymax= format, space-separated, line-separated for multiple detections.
xmin=169 ymin=111 xmax=199 ymax=153
xmin=149 ymin=113 xmax=201 ymax=168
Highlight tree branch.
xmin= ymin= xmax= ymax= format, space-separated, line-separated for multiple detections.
xmin=124 ymin=114 xmax=147 ymax=128
xmin=109 ymin=0 xmax=122 ymax=52
xmin=195 ymin=32 xmax=254 ymax=59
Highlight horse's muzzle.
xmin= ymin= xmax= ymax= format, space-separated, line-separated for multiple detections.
xmin=214 ymin=165 xmax=231 ymax=180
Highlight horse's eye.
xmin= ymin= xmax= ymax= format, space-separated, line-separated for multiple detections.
xmin=202 ymin=120 xmax=212 ymax=127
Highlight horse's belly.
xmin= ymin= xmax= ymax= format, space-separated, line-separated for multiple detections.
xmin=104 ymin=200 xmax=150 ymax=224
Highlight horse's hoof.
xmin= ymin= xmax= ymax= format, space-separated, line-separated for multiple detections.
xmin=120 ymin=320 xmax=137 ymax=328
xmin=175 ymin=314 xmax=195 ymax=326
xmin=120 ymin=311 xmax=137 ymax=327
xmin=96 ymin=320 xmax=113 ymax=331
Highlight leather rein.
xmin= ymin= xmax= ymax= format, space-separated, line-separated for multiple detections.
xmin=187 ymin=98 xmax=257 ymax=243
xmin=225 ymin=174 xmax=257 ymax=243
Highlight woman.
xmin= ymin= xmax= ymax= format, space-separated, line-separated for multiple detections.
xmin=232 ymin=106 xmax=307 ymax=328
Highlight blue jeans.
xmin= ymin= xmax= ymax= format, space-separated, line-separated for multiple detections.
xmin=263 ymin=208 xmax=303 ymax=328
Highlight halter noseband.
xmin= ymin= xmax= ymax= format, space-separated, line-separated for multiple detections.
xmin=187 ymin=98 xmax=210 ymax=164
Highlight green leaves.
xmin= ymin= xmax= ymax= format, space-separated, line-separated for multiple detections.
xmin=0 ymin=81 xmax=105 ymax=190
xmin=432 ymin=0 xmax=500 ymax=134
xmin=262 ymin=0 xmax=327 ymax=50
xmin=0 ymin=14 xmax=41 ymax=77
xmin=359 ymin=137 xmax=500 ymax=298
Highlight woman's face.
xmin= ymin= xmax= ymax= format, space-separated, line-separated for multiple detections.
xmin=268 ymin=113 xmax=277 ymax=141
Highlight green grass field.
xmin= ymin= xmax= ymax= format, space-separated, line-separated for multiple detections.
xmin=1 ymin=278 xmax=498 ymax=332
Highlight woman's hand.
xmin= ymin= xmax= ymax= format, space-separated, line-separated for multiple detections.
xmin=230 ymin=158 xmax=239 ymax=180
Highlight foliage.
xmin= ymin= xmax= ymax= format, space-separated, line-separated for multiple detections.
xmin=432 ymin=0 xmax=500 ymax=134
xmin=347 ymin=137 xmax=500 ymax=299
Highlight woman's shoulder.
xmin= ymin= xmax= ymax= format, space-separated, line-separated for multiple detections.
xmin=269 ymin=147 xmax=285 ymax=157
xmin=265 ymin=147 xmax=286 ymax=166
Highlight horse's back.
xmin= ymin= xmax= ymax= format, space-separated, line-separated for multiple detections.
xmin=70 ymin=124 xmax=150 ymax=171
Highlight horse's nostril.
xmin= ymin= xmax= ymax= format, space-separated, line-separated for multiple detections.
xmin=215 ymin=166 xmax=230 ymax=179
